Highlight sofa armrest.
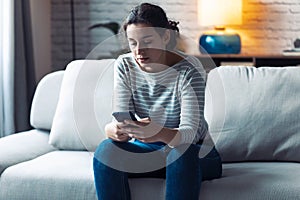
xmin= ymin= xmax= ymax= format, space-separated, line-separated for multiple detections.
xmin=0 ymin=129 xmax=57 ymax=174
xmin=30 ymin=71 xmax=64 ymax=130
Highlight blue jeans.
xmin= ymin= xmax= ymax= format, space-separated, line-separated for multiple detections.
xmin=93 ymin=139 xmax=222 ymax=200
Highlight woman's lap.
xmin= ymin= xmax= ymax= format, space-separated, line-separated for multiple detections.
xmin=94 ymin=139 xmax=222 ymax=180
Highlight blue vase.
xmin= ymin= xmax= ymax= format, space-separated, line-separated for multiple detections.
xmin=199 ymin=34 xmax=241 ymax=54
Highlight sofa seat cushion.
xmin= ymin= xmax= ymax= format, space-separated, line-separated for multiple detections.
xmin=1 ymin=150 xmax=299 ymax=200
xmin=0 ymin=129 xmax=56 ymax=175
xmin=201 ymin=162 xmax=300 ymax=200
xmin=0 ymin=151 xmax=97 ymax=200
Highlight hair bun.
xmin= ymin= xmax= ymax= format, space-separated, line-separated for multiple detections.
xmin=168 ymin=20 xmax=179 ymax=32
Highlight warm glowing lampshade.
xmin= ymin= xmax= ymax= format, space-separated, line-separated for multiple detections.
xmin=198 ymin=0 xmax=242 ymax=54
xmin=198 ymin=0 xmax=242 ymax=27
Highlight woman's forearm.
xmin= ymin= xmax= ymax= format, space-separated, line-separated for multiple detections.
xmin=159 ymin=127 xmax=181 ymax=147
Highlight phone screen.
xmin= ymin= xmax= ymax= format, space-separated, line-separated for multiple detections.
xmin=112 ymin=111 xmax=137 ymax=122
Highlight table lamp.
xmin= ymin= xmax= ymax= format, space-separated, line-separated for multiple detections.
xmin=198 ymin=0 xmax=242 ymax=54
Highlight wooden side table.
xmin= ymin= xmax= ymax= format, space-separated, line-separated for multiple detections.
xmin=192 ymin=54 xmax=300 ymax=72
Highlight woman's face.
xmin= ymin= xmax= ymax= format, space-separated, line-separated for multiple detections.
xmin=126 ymin=23 xmax=170 ymax=69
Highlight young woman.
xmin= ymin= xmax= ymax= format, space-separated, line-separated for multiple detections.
xmin=93 ymin=3 xmax=222 ymax=200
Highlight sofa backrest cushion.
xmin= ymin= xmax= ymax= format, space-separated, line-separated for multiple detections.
xmin=30 ymin=71 xmax=64 ymax=130
xmin=205 ymin=66 xmax=300 ymax=162
xmin=49 ymin=59 xmax=115 ymax=151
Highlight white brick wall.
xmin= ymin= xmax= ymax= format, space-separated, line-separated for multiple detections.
xmin=51 ymin=0 xmax=300 ymax=70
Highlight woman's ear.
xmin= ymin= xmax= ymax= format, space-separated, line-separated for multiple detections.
xmin=162 ymin=29 xmax=171 ymax=45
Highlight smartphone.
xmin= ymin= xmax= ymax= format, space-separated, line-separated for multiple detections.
xmin=112 ymin=111 xmax=137 ymax=122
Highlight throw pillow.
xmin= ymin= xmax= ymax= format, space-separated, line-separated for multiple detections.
xmin=205 ymin=66 xmax=300 ymax=162
xmin=49 ymin=59 xmax=115 ymax=151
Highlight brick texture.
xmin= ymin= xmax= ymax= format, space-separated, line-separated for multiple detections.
xmin=51 ymin=0 xmax=300 ymax=70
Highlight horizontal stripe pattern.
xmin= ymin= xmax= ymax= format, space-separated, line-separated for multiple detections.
xmin=113 ymin=53 xmax=208 ymax=145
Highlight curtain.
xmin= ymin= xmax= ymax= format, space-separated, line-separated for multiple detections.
xmin=14 ymin=0 xmax=36 ymax=133
xmin=0 ymin=1 xmax=15 ymax=137
xmin=0 ymin=0 xmax=36 ymax=137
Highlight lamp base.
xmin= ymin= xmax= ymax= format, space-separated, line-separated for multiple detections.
xmin=199 ymin=33 xmax=241 ymax=54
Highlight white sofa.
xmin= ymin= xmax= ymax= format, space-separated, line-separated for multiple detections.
xmin=1 ymin=59 xmax=300 ymax=200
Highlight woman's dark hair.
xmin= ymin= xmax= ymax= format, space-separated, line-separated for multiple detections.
xmin=122 ymin=3 xmax=179 ymax=49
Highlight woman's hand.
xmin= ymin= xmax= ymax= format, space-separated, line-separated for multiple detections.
xmin=119 ymin=118 xmax=178 ymax=144
xmin=104 ymin=122 xmax=131 ymax=142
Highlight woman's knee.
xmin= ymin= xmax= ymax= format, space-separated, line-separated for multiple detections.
xmin=94 ymin=139 xmax=138 ymax=165
xmin=95 ymin=138 xmax=113 ymax=154
xmin=167 ymin=144 xmax=200 ymax=165
xmin=94 ymin=139 xmax=118 ymax=162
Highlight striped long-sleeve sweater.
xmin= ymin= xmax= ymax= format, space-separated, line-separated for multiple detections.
xmin=113 ymin=52 xmax=209 ymax=145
